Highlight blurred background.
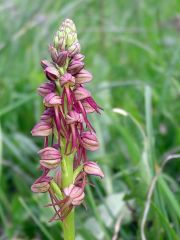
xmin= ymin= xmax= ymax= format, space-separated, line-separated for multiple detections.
xmin=0 ymin=0 xmax=180 ymax=239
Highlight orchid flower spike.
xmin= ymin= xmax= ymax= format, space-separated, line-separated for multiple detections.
xmin=31 ymin=19 xmax=104 ymax=230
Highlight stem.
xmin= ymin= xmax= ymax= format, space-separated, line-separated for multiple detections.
xmin=61 ymin=152 xmax=75 ymax=240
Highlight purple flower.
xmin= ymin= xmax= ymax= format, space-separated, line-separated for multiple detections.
xmin=75 ymin=69 xmax=92 ymax=84
xmin=31 ymin=18 xmax=103 ymax=222
xmin=37 ymin=82 xmax=55 ymax=97
xmin=44 ymin=66 xmax=60 ymax=81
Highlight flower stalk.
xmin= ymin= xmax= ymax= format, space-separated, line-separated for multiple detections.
xmin=31 ymin=19 xmax=104 ymax=240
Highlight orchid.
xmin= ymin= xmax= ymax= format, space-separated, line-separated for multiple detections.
xmin=31 ymin=19 xmax=104 ymax=240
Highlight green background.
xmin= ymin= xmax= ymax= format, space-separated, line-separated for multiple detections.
xmin=0 ymin=0 xmax=180 ymax=239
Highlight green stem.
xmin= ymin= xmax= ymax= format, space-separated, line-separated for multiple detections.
xmin=61 ymin=152 xmax=75 ymax=240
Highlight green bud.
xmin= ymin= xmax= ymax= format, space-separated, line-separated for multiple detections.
xmin=53 ymin=35 xmax=59 ymax=48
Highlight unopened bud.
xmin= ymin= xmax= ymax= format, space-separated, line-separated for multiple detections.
xmin=72 ymin=53 xmax=85 ymax=62
xmin=68 ymin=42 xmax=81 ymax=57
xmin=49 ymin=45 xmax=58 ymax=62
xmin=56 ymin=50 xmax=68 ymax=66
xmin=67 ymin=60 xmax=84 ymax=75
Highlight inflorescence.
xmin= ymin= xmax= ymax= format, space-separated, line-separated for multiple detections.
xmin=31 ymin=19 xmax=104 ymax=222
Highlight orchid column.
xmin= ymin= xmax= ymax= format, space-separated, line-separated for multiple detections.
xmin=31 ymin=19 xmax=104 ymax=240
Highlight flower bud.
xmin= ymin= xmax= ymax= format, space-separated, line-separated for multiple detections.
xmin=81 ymin=131 xmax=99 ymax=151
xmin=68 ymin=42 xmax=81 ymax=57
xmin=44 ymin=66 xmax=60 ymax=81
xmin=57 ymin=51 xmax=68 ymax=66
xmin=60 ymin=73 xmax=75 ymax=87
xmin=64 ymin=184 xmax=85 ymax=206
xmin=66 ymin=32 xmax=77 ymax=47
xmin=75 ymin=69 xmax=92 ymax=84
xmin=67 ymin=60 xmax=84 ymax=75
xmin=37 ymin=82 xmax=55 ymax=97
xmin=49 ymin=45 xmax=58 ymax=62
xmin=72 ymin=53 xmax=85 ymax=62
xmin=65 ymin=110 xmax=83 ymax=124
xmin=61 ymin=19 xmax=76 ymax=33
xmin=39 ymin=147 xmax=61 ymax=169
xmin=74 ymin=86 xmax=91 ymax=101
xmin=31 ymin=121 xmax=52 ymax=136
xmin=83 ymin=161 xmax=104 ymax=178
xmin=41 ymin=60 xmax=53 ymax=69
xmin=40 ymin=108 xmax=54 ymax=123
xmin=81 ymin=100 xmax=95 ymax=113
xmin=43 ymin=93 xmax=62 ymax=107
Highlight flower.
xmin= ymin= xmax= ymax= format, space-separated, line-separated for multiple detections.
xmin=37 ymin=82 xmax=55 ymax=97
xmin=64 ymin=184 xmax=85 ymax=206
xmin=75 ymin=69 xmax=92 ymax=84
xmin=81 ymin=131 xmax=99 ymax=151
xmin=31 ymin=18 xmax=103 ymax=222
xmin=44 ymin=66 xmax=60 ymax=81
xmin=83 ymin=161 xmax=104 ymax=178
xmin=39 ymin=147 xmax=61 ymax=169
xmin=31 ymin=121 xmax=52 ymax=136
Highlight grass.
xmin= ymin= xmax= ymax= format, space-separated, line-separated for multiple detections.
xmin=0 ymin=0 xmax=180 ymax=239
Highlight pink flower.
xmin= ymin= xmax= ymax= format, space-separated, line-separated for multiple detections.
xmin=38 ymin=147 xmax=61 ymax=169
xmin=64 ymin=184 xmax=85 ymax=206
xmin=75 ymin=69 xmax=92 ymax=84
xmin=31 ymin=121 xmax=52 ymax=137
xmin=81 ymin=131 xmax=99 ymax=151
xmin=44 ymin=66 xmax=60 ymax=81
xmin=83 ymin=161 xmax=104 ymax=178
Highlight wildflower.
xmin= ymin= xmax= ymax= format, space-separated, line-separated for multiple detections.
xmin=31 ymin=19 xmax=103 ymax=229
xmin=83 ymin=161 xmax=104 ymax=178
